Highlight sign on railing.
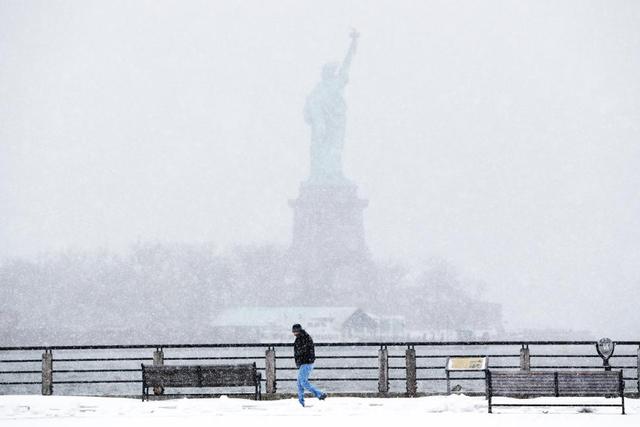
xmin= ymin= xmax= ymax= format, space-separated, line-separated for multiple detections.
xmin=446 ymin=357 xmax=488 ymax=371
xmin=445 ymin=356 xmax=488 ymax=394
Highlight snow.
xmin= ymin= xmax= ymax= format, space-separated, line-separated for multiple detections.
xmin=0 ymin=395 xmax=636 ymax=426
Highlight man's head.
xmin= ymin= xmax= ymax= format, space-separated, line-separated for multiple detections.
xmin=292 ymin=323 xmax=303 ymax=336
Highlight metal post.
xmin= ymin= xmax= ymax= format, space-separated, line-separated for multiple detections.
xmin=520 ymin=345 xmax=530 ymax=371
xmin=153 ymin=347 xmax=164 ymax=395
xmin=378 ymin=346 xmax=389 ymax=394
xmin=487 ymin=370 xmax=493 ymax=413
xmin=265 ymin=346 xmax=277 ymax=394
xmin=41 ymin=350 xmax=53 ymax=395
xmin=637 ymin=345 xmax=639 ymax=394
xmin=405 ymin=346 xmax=417 ymax=396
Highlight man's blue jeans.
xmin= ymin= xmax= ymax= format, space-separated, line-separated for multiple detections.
xmin=297 ymin=363 xmax=323 ymax=404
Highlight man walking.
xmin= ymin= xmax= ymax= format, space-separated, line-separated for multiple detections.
xmin=292 ymin=323 xmax=327 ymax=407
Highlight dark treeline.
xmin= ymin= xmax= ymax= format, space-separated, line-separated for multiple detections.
xmin=0 ymin=242 xmax=502 ymax=345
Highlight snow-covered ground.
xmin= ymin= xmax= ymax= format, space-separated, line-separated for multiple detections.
xmin=0 ymin=395 xmax=636 ymax=426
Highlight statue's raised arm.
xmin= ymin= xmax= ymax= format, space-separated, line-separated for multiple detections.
xmin=304 ymin=30 xmax=360 ymax=183
xmin=338 ymin=29 xmax=359 ymax=83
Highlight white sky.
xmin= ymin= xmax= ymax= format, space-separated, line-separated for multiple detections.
xmin=1 ymin=0 xmax=639 ymax=335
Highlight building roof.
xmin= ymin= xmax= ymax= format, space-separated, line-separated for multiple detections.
xmin=211 ymin=306 xmax=362 ymax=329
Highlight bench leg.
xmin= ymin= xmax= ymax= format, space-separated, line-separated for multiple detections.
xmin=621 ymin=395 xmax=625 ymax=415
xmin=486 ymin=370 xmax=492 ymax=412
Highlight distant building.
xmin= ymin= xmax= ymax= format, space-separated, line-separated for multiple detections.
xmin=211 ymin=306 xmax=405 ymax=342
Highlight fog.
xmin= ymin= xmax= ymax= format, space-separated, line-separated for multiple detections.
xmin=1 ymin=1 xmax=639 ymax=342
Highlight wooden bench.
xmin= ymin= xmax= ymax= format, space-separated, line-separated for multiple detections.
xmin=141 ymin=363 xmax=261 ymax=401
xmin=486 ymin=370 xmax=625 ymax=414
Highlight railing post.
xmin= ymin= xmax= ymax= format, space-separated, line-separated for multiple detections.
xmin=405 ymin=346 xmax=417 ymax=396
xmin=41 ymin=349 xmax=53 ymax=396
xmin=153 ymin=347 xmax=164 ymax=395
xmin=265 ymin=346 xmax=277 ymax=394
xmin=520 ymin=345 xmax=530 ymax=371
xmin=378 ymin=346 xmax=389 ymax=395
xmin=153 ymin=348 xmax=164 ymax=366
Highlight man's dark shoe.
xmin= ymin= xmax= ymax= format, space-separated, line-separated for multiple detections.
xmin=318 ymin=393 xmax=327 ymax=400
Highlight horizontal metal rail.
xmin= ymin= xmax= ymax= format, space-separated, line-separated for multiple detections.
xmin=54 ymin=358 xmax=153 ymax=362
xmin=5 ymin=340 xmax=640 ymax=351
xmin=0 ymin=382 xmax=42 ymax=385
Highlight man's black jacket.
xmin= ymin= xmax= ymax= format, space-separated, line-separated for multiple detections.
xmin=293 ymin=330 xmax=316 ymax=368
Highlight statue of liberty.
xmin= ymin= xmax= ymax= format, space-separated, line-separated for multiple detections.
xmin=304 ymin=30 xmax=359 ymax=184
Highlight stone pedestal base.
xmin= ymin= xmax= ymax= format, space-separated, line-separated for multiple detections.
xmin=287 ymin=181 xmax=371 ymax=304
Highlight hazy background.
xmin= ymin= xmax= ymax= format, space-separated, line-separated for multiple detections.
xmin=1 ymin=0 xmax=639 ymax=336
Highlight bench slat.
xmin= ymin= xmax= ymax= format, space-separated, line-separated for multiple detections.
xmin=144 ymin=365 xmax=201 ymax=387
xmin=490 ymin=371 xmax=556 ymax=395
xmin=201 ymin=365 xmax=258 ymax=387
xmin=557 ymin=372 xmax=621 ymax=395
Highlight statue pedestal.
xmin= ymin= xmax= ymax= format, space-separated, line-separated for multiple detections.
xmin=287 ymin=181 xmax=370 ymax=303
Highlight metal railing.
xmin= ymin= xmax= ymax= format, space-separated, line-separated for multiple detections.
xmin=1 ymin=340 xmax=638 ymax=398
